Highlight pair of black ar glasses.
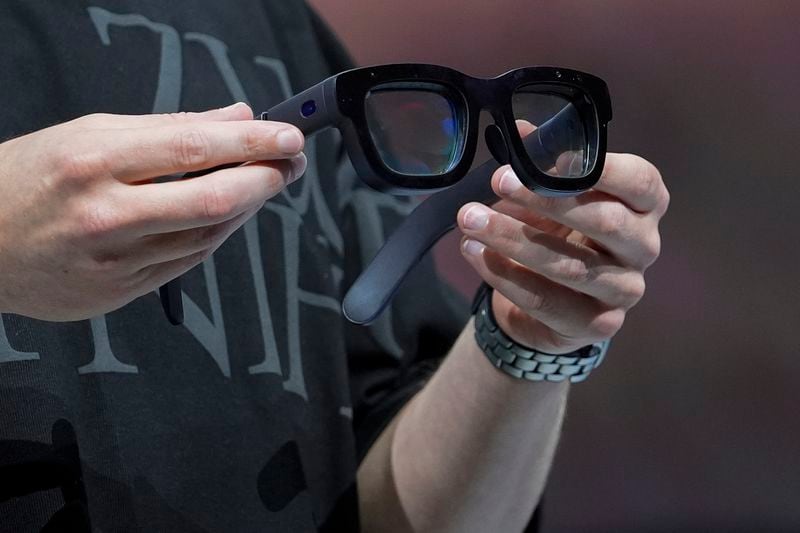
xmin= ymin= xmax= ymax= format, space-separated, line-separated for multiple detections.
xmin=159 ymin=64 xmax=612 ymax=325
xmin=269 ymin=63 xmax=611 ymax=194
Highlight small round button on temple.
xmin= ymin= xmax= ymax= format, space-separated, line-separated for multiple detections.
xmin=301 ymin=99 xmax=317 ymax=118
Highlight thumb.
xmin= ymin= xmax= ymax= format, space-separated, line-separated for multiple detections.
xmin=515 ymin=119 xmax=537 ymax=138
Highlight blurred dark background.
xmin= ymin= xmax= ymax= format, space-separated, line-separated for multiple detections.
xmin=310 ymin=0 xmax=800 ymax=531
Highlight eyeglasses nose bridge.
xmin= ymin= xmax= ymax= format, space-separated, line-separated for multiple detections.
xmin=484 ymin=124 xmax=510 ymax=166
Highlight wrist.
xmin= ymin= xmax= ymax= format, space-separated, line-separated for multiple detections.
xmin=471 ymin=283 xmax=609 ymax=384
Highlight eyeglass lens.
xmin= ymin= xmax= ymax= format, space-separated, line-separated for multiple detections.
xmin=512 ymin=85 xmax=596 ymax=178
xmin=365 ymin=82 xmax=465 ymax=176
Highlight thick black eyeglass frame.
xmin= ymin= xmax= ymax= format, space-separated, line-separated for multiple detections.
xmin=265 ymin=63 xmax=612 ymax=196
xmin=159 ymin=64 xmax=612 ymax=326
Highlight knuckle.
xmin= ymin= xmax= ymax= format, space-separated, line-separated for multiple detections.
xmin=657 ymin=185 xmax=671 ymax=216
xmin=630 ymin=156 xmax=660 ymax=200
xmin=631 ymin=156 xmax=670 ymax=214
xmin=590 ymin=309 xmax=625 ymax=339
xmin=556 ymin=257 xmax=591 ymax=284
xmin=201 ymin=185 xmax=236 ymax=221
xmin=619 ymin=274 xmax=646 ymax=306
xmin=535 ymin=195 xmax=562 ymax=213
xmin=172 ymin=129 xmax=212 ymax=168
xmin=488 ymin=215 xmax=520 ymax=247
xmin=641 ymin=232 xmax=662 ymax=266
xmin=77 ymin=201 xmax=124 ymax=238
xmin=72 ymin=113 xmax=109 ymax=128
xmin=242 ymin=125 xmax=269 ymax=157
xmin=596 ymin=203 xmax=628 ymax=238
xmin=49 ymin=147 xmax=76 ymax=177
xmin=522 ymin=289 xmax=549 ymax=315
xmin=53 ymin=145 xmax=109 ymax=182
xmin=167 ymin=111 xmax=192 ymax=122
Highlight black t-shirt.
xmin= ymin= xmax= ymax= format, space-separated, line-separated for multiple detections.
xmin=0 ymin=1 xmax=468 ymax=531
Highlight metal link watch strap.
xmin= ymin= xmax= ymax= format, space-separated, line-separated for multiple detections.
xmin=472 ymin=284 xmax=609 ymax=383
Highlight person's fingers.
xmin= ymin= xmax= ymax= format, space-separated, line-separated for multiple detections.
xmin=591 ymin=153 xmax=670 ymax=216
xmin=460 ymin=237 xmax=622 ymax=349
xmin=492 ymin=166 xmax=661 ymax=270
xmin=457 ymin=202 xmax=645 ymax=309
xmin=490 ymin=198 xmax=572 ymax=238
xmin=90 ymin=118 xmax=303 ymax=183
xmin=124 ymin=206 xmax=257 ymax=269
xmin=515 ymin=119 xmax=537 ymax=137
xmin=133 ymin=249 xmax=212 ymax=298
xmin=72 ymin=102 xmax=254 ymax=130
xmin=554 ymin=150 xmax=588 ymax=177
xmin=124 ymin=155 xmax=304 ymax=234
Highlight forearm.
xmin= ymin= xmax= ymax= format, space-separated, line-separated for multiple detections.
xmin=358 ymin=318 xmax=568 ymax=533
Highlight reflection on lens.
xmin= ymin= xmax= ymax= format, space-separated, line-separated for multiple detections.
xmin=512 ymin=86 xmax=597 ymax=178
xmin=365 ymin=83 xmax=465 ymax=176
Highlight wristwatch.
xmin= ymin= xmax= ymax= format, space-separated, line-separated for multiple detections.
xmin=472 ymin=284 xmax=609 ymax=383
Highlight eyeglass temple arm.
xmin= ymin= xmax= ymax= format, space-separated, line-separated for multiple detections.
xmin=261 ymin=76 xmax=339 ymax=135
xmin=341 ymin=106 xmax=580 ymax=324
xmin=341 ymin=155 xmax=497 ymax=324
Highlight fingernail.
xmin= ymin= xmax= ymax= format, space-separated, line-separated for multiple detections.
xmin=277 ymin=129 xmax=304 ymax=154
xmin=462 ymin=238 xmax=485 ymax=256
xmin=463 ymin=204 xmax=490 ymax=231
xmin=289 ymin=153 xmax=307 ymax=183
xmin=498 ymin=168 xmax=522 ymax=195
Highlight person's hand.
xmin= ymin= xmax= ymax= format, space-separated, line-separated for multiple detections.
xmin=0 ymin=102 xmax=306 ymax=321
xmin=457 ymin=127 xmax=668 ymax=355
